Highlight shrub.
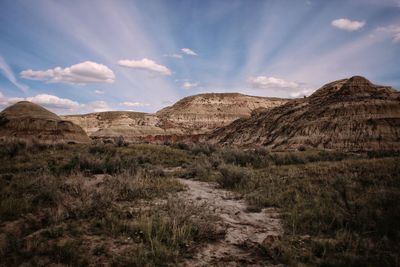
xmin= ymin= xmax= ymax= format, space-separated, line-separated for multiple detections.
xmin=115 ymin=135 xmax=127 ymax=147
xmin=217 ymin=164 xmax=249 ymax=189
xmin=0 ymin=140 xmax=27 ymax=158
xmin=219 ymin=148 xmax=269 ymax=168
xmin=88 ymin=144 xmax=116 ymax=156
xmin=182 ymin=155 xmax=213 ymax=180
xmin=188 ymin=143 xmax=216 ymax=156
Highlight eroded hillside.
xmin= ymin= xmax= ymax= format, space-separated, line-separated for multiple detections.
xmin=208 ymin=76 xmax=400 ymax=151
xmin=62 ymin=93 xmax=288 ymax=141
xmin=0 ymin=101 xmax=90 ymax=144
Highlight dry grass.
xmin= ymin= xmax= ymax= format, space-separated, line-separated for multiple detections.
xmin=0 ymin=142 xmax=219 ymax=266
xmin=1 ymin=141 xmax=399 ymax=266
xmin=202 ymin=150 xmax=399 ymax=266
xmin=171 ymin=144 xmax=400 ymax=266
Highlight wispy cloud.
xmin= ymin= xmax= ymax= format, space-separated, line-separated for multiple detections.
xmin=118 ymin=58 xmax=172 ymax=76
xmin=376 ymin=24 xmax=400 ymax=43
xmin=20 ymin=61 xmax=115 ymax=84
xmin=181 ymin=48 xmax=198 ymax=56
xmin=182 ymin=81 xmax=199 ymax=89
xmin=119 ymin=101 xmax=150 ymax=107
xmin=0 ymin=55 xmax=28 ymax=92
xmin=84 ymin=101 xmax=112 ymax=113
xmin=290 ymin=88 xmax=314 ymax=98
xmin=331 ymin=18 xmax=366 ymax=31
xmin=164 ymin=54 xmax=183 ymax=59
xmin=249 ymin=76 xmax=299 ymax=89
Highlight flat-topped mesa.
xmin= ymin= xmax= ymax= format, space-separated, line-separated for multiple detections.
xmin=0 ymin=101 xmax=90 ymax=144
xmin=207 ymin=76 xmax=400 ymax=151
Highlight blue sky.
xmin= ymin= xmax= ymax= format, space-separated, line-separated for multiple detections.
xmin=0 ymin=0 xmax=399 ymax=114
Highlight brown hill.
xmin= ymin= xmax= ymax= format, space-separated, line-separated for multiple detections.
xmin=63 ymin=93 xmax=288 ymax=141
xmin=63 ymin=111 xmax=180 ymax=142
xmin=0 ymin=101 xmax=90 ymax=143
xmin=156 ymin=93 xmax=288 ymax=134
xmin=208 ymin=76 xmax=400 ymax=151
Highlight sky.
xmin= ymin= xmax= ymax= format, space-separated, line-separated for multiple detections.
xmin=0 ymin=0 xmax=400 ymax=114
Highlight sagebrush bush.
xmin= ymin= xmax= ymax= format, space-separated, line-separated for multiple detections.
xmin=217 ymin=164 xmax=249 ymax=189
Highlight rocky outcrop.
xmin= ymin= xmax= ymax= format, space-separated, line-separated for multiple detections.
xmin=63 ymin=111 xmax=181 ymax=142
xmin=208 ymin=76 xmax=400 ymax=151
xmin=63 ymin=93 xmax=288 ymax=141
xmin=0 ymin=101 xmax=90 ymax=144
xmin=156 ymin=93 xmax=287 ymax=134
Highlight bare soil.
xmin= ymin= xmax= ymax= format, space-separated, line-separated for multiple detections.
xmin=177 ymin=178 xmax=283 ymax=267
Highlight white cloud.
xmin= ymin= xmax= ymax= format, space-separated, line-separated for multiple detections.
xmin=0 ymin=55 xmax=29 ymax=92
xmin=118 ymin=58 xmax=172 ymax=76
xmin=249 ymin=76 xmax=299 ymax=89
xmin=376 ymin=24 xmax=400 ymax=43
xmin=95 ymin=90 xmax=104 ymax=94
xmin=162 ymin=100 xmax=174 ymax=105
xmin=20 ymin=61 xmax=115 ymax=84
xmin=119 ymin=101 xmax=150 ymax=107
xmin=26 ymin=94 xmax=80 ymax=109
xmin=0 ymin=92 xmax=79 ymax=111
xmin=182 ymin=81 xmax=199 ymax=89
xmin=7 ymin=97 xmax=25 ymax=104
xmin=331 ymin=18 xmax=366 ymax=31
xmin=0 ymin=91 xmax=7 ymax=106
xmin=85 ymin=101 xmax=112 ymax=112
xmin=0 ymin=91 xmax=117 ymax=114
xmin=181 ymin=48 xmax=198 ymax=56
xmin=164 ymin=54 xmax=183 ymax=59
xmin=290 ymin=88 xmax=314 ymax=98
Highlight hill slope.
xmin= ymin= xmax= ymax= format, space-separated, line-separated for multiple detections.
xmin=156 ymin=93 xmax=287 ymax=134
xmin=208 ymin=76 xmax=400 ymax=151
xmin=63 ymin=93 xmax=288 ymax=141
xmin=0 ymin=101 xmax=90 ymax=143
xmin=63 ymin=111 xmax=180 ymax=141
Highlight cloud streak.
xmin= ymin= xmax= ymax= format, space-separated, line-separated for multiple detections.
xmin=376 ymin=24 xmax=400 ymax=43
xmin=181 ymin=48 xmax=198 ymax=56
xmin=120 ymin=101 xmax=150 ymax=107
xmin=182 ymin=81 xmax=199 ymax=89
xmin=0 ymin=55 xmax=28 ymax=92
xmin=118 ymin=58 xmax=172 ymax=76
xmin=164 ymin=54 xmax=183 ymax=59
xmin=249 ymin=76 xmax=299 ymax=89
xmin=331 ymin=18 xmax=366 ymax=31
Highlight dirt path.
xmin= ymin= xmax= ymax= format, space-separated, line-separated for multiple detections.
xmin=177 ymin=178 xmax=283 ymax=267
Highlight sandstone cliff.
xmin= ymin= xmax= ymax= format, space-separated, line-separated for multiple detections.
xmin=207 ymin=76 xmax=400 ymax=151
xmin=0 ymin=101 xmax=90 ymax=144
